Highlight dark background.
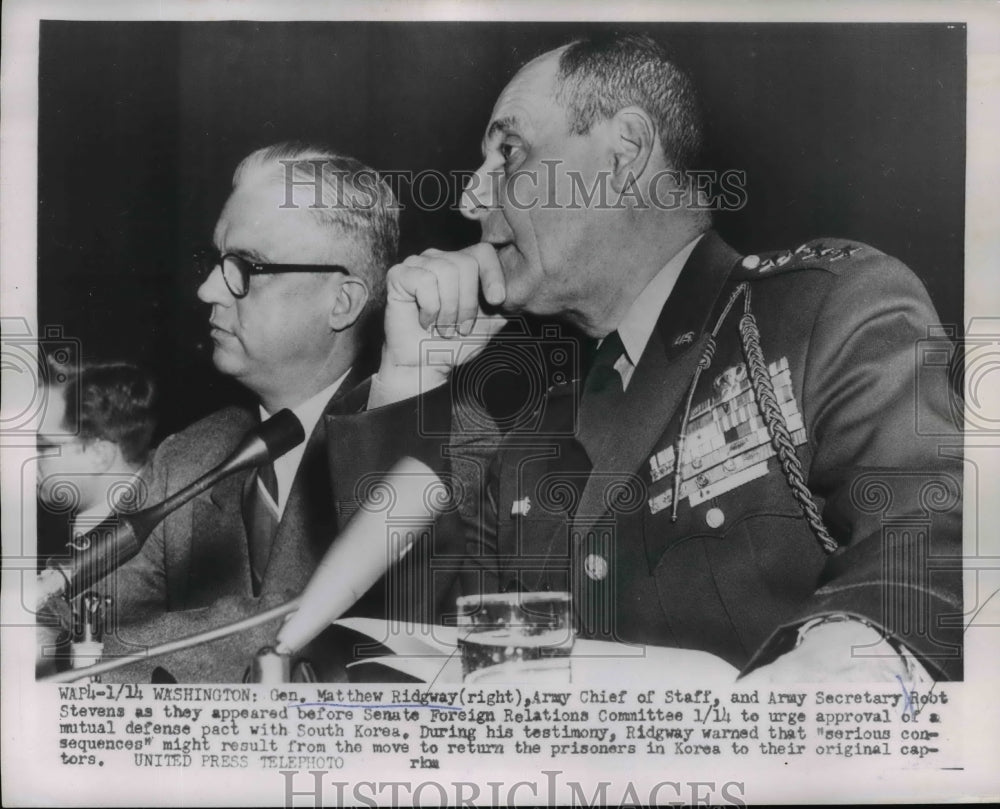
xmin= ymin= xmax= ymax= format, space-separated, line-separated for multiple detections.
xmin=38 ymin=21 xmax=966 ymax=439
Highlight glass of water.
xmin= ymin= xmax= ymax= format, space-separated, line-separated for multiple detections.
xmin=455 ymin=591 xmax=575 ymax=683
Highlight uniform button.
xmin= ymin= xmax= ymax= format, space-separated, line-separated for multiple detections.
xmin=741 ymin=254 xmax=761 ymax=270
xmin=584 ymin=554 xmax=608 ymax=581
xmin=723 ymin=458 xmax=736 ymax=473
xmin=705 ymin=507 xmax=725 ymax=528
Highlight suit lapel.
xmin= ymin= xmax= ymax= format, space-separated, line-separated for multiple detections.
xmin=171 ymin=409 xmax=256 ymax=605
xmin=257 ymin=372 xmax=361 ymax=596
xmin=259 ymin=418 xmax=332 ymax=595
xmin=182 ymin=487 xmax=254 ymax=602
xmin=190 ymin=370 xmax=363 ymax=599
xmin=571 ymin=231 xmax=743 ymax=535
xmin=207 ymin=409 xmax=257 ymax=512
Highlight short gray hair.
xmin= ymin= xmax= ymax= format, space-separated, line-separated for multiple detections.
xmin=556 ymin=33 xmax=704 ymax=182
xmin=232 ymin=141 xmax=399 ymax=310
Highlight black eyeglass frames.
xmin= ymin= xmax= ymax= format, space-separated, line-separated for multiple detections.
xmin=194 ymin=249 xmax=350 ymax=298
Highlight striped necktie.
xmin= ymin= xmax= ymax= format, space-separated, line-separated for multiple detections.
xmin=243 ymin=462 xmax=279 ymax=594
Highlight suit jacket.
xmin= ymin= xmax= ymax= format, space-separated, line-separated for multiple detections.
xmin=100 ymin=369 xmax=459 ymax=681
xmin=464 ymin=231 xmax=963 ymax=679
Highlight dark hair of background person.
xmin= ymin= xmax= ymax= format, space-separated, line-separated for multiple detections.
xmin=62 ymin=361 xmax=158 ymax=466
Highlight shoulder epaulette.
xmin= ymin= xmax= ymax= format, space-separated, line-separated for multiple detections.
xmin=733 ymin=238 xmax=872 ymax=280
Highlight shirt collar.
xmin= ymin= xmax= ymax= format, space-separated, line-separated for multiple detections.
xmin=259 ymin=368 xmax=352 ymax=438
xmin=615 ymin=234 xmax=705 ymax=367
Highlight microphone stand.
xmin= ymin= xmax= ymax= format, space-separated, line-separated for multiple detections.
xmin=41 ymin=456 xmax=444 ymax=684
xmin=37 ymin=409 xmax=305 ymax=607
xmin=40 ymin=598 xmax=301 ymax=683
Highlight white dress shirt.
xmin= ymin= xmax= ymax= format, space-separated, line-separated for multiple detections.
xmin=610 ymin=234 xmax=704 ymax=390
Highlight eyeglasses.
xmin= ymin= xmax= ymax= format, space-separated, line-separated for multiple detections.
xmin=194 ymin=248 xmax=350 ymax=299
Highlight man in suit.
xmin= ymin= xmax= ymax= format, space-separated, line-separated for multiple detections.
xmin=86 ymin=142 xmax=435 ymax=681
xmin=354 ymin=33 xmax=963 ymax=680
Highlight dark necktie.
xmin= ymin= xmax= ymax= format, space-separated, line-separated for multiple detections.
xmin=577 ymin=330 xmax=626 ymax=462
xmin=243 ymin=462 xmax=279 ymax=594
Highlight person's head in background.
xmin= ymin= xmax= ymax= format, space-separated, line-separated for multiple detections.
xmin=37 ymin=360 xmax=157 ymax=520
xmin=197 ymin=142 xmax=399 ymax=412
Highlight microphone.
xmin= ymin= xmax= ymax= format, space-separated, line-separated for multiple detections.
xmin=275 ymin=456 xmax=445 ymax=655
xmin=41 ymin=454 xmax=443 ymax=683
xmin=37 ymin=409 xmax=305 ymax=608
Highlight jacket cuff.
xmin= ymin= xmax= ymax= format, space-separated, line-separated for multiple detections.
xmin=742 ymin=583 xmax=963 ymax=681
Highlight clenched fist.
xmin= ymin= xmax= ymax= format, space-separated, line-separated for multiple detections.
xmin=374 ymin=243 xmax=509 ymax=404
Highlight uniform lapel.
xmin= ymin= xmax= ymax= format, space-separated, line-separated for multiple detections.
xmin=571 ymin=231 xmax=743 ymax=535
xmin=510 ymin=386 xmax=587 ymax=592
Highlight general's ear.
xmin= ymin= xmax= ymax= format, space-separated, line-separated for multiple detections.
xmin=328 ymin=277 xmax=370 ymax=331
xmin=609 ymin=106 xmax=657 ymax=195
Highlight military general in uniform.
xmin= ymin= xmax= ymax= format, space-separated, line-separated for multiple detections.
xmin=330 ymin=32 xmax=963 ymax=680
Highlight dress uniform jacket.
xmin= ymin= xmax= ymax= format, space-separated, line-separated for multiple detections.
xmin=465 ymin=231 xmax=963 ymax=679
xmin=323 ymin=231 xmax=962 ymax=679
xmin=100 ymin=370 xmax=460 ymax=681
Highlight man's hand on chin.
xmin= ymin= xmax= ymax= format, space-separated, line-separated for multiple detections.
xmin=371 ymin=243 xmax=508 ymax=407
